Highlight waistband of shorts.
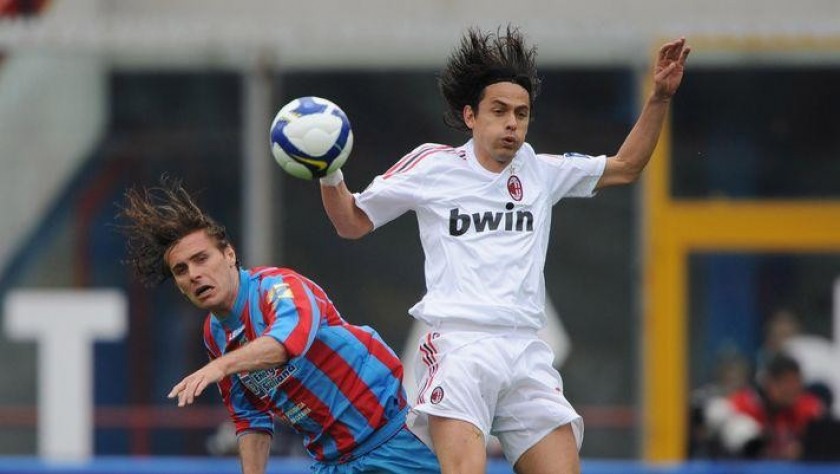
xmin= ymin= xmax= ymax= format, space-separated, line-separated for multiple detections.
xmin=430 ymin=320 xmax=540 ymax=337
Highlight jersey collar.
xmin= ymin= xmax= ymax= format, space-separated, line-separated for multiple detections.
xmin=212 ymin=268 xmax=250 ymax=331
xmin=464 ymin=139 xmax=522 ymax=179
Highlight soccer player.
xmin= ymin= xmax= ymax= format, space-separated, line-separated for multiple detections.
xmin=318 ymin=26 xmax=690 ymax=473
xmin=118 ymin=177 xmax=440 ymax=474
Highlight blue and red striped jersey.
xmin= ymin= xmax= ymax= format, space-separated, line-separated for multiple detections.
xmin=202 ymin=267 xmax=407 ymax=462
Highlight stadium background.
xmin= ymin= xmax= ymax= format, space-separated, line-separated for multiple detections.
xmin=0 ymin=0 xmax=838 ymax=472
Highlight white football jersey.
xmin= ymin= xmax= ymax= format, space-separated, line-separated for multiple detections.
xmin=354 ymin=140 xmax=606 ymax=330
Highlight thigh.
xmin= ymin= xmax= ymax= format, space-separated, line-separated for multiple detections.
xmin=493 ymin=339 xmax=583 ymax=465
xmin=429 ymin=415 xmax=487 ymax=474
xmin=408 ymin=331 xmax=502 ymax=449
xmin=513 ymin=424 xmax=580 ymax=474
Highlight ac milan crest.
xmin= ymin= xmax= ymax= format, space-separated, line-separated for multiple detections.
xmin=430 ymin=386 xmax=445 ymax=404
xmin=507 ymin=175 xmax=523 ymax=201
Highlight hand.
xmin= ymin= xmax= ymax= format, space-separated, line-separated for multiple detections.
xmin=319 ymin=169 xmax=344 ymax=187
xmin=167 ymin=361 xmax=226 ymax=407
xmin=653 ymin=37 xmax=691 ymax=101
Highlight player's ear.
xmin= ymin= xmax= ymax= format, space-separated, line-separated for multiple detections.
xmin=225 ymin=245 xmax=237 ymax=267
xmin=463 ymin=105 xmax=476 ymax=130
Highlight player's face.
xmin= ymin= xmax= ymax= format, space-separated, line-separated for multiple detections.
xmin=165 ymin=230 xmax=239 ymax=315
xmin=464 ymin=81 xmax=530 ymax=173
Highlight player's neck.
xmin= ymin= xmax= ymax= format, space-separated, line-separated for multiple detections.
xmin=213 ymin=269 xmax=241 ymax=319
xmin=473 ymin=149 xmax=510 ymax=174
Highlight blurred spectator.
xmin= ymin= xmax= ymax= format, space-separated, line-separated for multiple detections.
xmin=757 ymin=308 xmax=837 ymax=418
xmin=783 ymin=336 xmax=838 ymax=418
xmin=704 ymin=353 xmax=825 ymax=460
xmin=755 ymin=309 xmax=801 ymax=378
xmin=688 ymin=346 xmax=751 ymax=457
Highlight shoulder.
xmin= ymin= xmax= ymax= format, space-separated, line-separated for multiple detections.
xmin=534 ymin=150 xmax=599 ymax=166
xmin=381 ymin=143 xmax=464 ymax=179
xmin=252 ymin=266 xmax=319 ymax=297
xmin=249 ymin=266 xmax=293 ymax=285
xmin=242 ymin=267 xmax=293 ymax=302
xmin=530 ymin=149 xmax=606 ymax=182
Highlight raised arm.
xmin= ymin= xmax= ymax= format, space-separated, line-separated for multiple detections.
xmin=597 ymin=37 xmax=691 ymax=189
xmin=319 ymin=171 xmax=374 ymax=239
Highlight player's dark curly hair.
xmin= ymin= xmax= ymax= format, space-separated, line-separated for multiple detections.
xmin=117 ymin=175 xmax=237 ymax=287
xmin=439 ymin=25 xmax=541 ymax=132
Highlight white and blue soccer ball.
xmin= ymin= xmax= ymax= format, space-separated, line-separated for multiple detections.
xmin=269 ymin=96 xmax=353 ymax=180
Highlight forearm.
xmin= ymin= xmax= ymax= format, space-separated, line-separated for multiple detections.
xmin=597 ymin=37 xmax=688 ymax=189
xmin=168 ymin=337 xmax=288 ymax=407
xmin=238 ymin=431 xmax=272 ymax=474
xmin=320 ymin=180 xmax=373 ymax=239
xmin=613 ymin=94 xmax=671 ymax=177
xmin=214 ymin=336 xmax=288 ymax=376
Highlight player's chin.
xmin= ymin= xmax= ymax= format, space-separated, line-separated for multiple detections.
xmin=189 ymin=297 xmax=212 ymax=311
xmin=499 ymin=139 xmax=521 ymax=152
xmin=494 ymin=147 xmax=518 ymax=163
xmin=191 ymin=292 xmax=217 ymax=311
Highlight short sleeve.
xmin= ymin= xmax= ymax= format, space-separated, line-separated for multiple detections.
xmin=219 ymin=375 xmax=274 ymax=436
xmin=259 ymin=274 xmax=322 ymax=359
xmin=353 ymin=144 xmax=446 ymax=229
xmin=539 ymin=152 xmax=607 ymax=203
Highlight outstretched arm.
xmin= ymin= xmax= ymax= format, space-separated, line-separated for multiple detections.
xmin=320 ymin=172 xmax=374 ymax=239
xmin=168 ymin=336 xmax=288 ymax=407
xmin=597 ymin=37 xmax=691 ymax=189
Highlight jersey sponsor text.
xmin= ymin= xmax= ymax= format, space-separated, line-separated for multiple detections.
xmin=449 ymin=203 xmax=534 ymax=236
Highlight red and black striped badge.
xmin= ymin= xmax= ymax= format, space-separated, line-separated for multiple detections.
xmin=507 ymin=175 xmax=523 ymax=201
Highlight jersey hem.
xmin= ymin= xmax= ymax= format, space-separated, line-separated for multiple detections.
xmin=319 ymin=406 xmax=409 ymax=465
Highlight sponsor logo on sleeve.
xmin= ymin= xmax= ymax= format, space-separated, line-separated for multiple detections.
xmin=266 ymin=283 xmax=293 ymax=304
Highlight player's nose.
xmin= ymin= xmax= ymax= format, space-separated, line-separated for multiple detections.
xmin=505 ymin=112 xmax=518 ymax=129
xmin=187 ymin=265 xmax=202 ymax=281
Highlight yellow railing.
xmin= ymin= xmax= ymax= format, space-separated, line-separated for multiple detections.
xmin=641 ymin=36 xmax=840 ymax=460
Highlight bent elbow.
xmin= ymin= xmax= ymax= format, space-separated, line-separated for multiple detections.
xmin=268 ymin=350 xmax=287 ymax=367
xmin=603 ymin=169 xmax=641 ymax=188
xmin=607 ymin=152 xmax=651 ymax=186
xmin=260 ymin=337 xmax=289 ymax=367
xmin=324 ymin=204 xmax=373 ymax=239
xmin=613 ymin=159 xmax=645 ymax=186
xmin=335 ymin=229 xmax=363 ymax=240
xmin=622 ymin=169 xmax=643 ymax=185
xmin=334 ymin=224 xmax=369 ymax=240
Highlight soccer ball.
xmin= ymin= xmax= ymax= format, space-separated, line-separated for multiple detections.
xmin=269 ymin=96 xmax=353 ymax=180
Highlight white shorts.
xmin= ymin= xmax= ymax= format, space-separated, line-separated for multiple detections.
xmin=405 ymin=328 xmax=584 ymax=465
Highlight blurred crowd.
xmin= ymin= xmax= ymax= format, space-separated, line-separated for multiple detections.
xmin=689 ymin=310 xmax=840 ymax=461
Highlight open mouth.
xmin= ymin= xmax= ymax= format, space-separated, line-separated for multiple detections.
xmin=195 ymin=285 xmax=213 ymax=298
